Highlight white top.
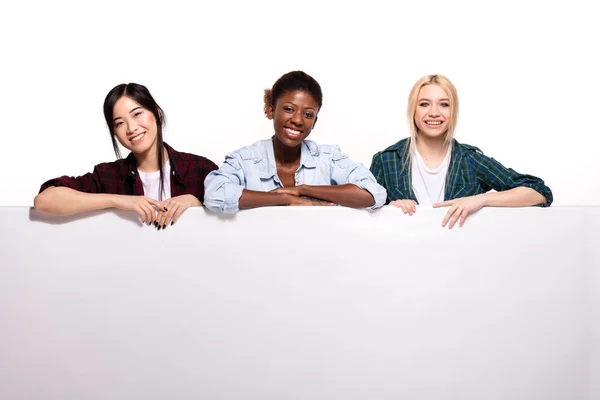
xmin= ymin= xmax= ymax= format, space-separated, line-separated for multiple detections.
xmin=138 ymin=161 xmax=172 ymax=201
xmin=411 ymin=147 xmax=451 ymax=205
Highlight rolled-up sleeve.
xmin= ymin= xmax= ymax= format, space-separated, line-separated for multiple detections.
xmin=470 ymin=152 xmax=553 ymax=207
xmin=369 ymin=152 xmax=385 ymax=188
xmin=39 ymin=167 xmax=102 ymax=194
xmin=203 ymin=154 xmax=246 ymax=213
xmin=330 ymin=147 xmax=387 ymax=210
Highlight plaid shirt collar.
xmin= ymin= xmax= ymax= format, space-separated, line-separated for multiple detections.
xmin=125 ymin=142 xmax=185 ymax=183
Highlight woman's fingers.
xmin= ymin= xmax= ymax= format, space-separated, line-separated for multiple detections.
xmin=391 ymin=200 xmax=416 ymax=215
xmin=161 ymin=202 xmax=180 ymax=228
xmin=154 ymin=211 xmax=165 ymax=229
xmin=157 ymin=201 xmax=169 ymax=228
xmin=171 ymin=203 xmax=187 ymax=225
xmin=446 ymin=206 xmax=466 ymax=229
xmin=144 ymin=196 xmax=164 ymax=211
xmin=442 ymin=206 xmax=456 ymax=227
xmin=152 ymin=199 xmax=188 ymax=229
xmin=311 ymin=200 xmax=333 ymax=206
xmin=141 ymin=202 xmax=155 ymax=225
xmin=447 ymin=210 xmax=459 ymax=229
xmin=135 ymin=205 xmax=149 ymax=224
xmin=458 ymin=209 xmax=469 ymax=228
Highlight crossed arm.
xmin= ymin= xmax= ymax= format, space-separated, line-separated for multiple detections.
xmin=238 ymin=184 xmax=375 ymax=209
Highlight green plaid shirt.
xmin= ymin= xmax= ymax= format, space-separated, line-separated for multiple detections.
xmin=370 ymin=138 xmax=552 ymax=206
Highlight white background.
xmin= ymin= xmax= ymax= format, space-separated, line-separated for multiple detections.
xmin=1 ymin=0 xmax=598 ymax=206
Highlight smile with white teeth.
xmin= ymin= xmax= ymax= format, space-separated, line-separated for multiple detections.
xmin=131 ymin=132 xmax=146 ymax=142
xmin=284 ymin=127 xmax=302 ymax=136
xmin=425 ymin=121 xmax=443 ymax=125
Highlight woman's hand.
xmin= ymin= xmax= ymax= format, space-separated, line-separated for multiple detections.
xmin=433 ymin=194 xmax=486 ymax=229
xmin=113 ymin=195 xmax=163 ymax=225
xmin=154 ymin=194 xmax=201 ymax=230
xmin=270 ymin=187 xmax=332 ymax=206
xmin=390 ymin=199 xmax=417 ymax=215
xmin=270 ymin=186 xmax=304 ymax=197
xmin=287 ymin=196 xmax=334 ymax=207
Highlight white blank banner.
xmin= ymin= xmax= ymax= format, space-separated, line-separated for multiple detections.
xmin=1 ymin=206 xmax=598 ymax=399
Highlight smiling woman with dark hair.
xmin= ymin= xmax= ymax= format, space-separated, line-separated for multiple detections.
xmin=34 ymin=83 xmax=218 ymax=229
xmin=203 ymin=70 xmax=386 ymax=213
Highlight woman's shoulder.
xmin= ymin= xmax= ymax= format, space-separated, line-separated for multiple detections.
xmin=453 ymin=140 xmax=486 ymax=159
xmin=382 ymin=138 xmax=410 ymax=153
xmin=92 ymin=157 xmax=132 ymax=175
xmin=371 ymin=138 xmax=410 ymax=159
xmin=39 ymin=157 xmax=132 ymax=194
xmin=165 ymin=143 xmax=217 ymax=167
xmin=225 ymin=138 xmax=272 ymax=161
xmin=371 ymin=138 xmax=410 ymax=164
xmin=302 ymin=141 xmax=361 ymax=163
xmin=303 ymin=140 xmax=339 ymax=156
xmin=454 ymin=140 xmax=483 ymax=153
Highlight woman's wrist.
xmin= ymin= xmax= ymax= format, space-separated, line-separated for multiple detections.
xmin=109 ymin=194 xmax=125 ymax=210
xmin=297 ymin=184 xmax=309 ymax=197
xmin=280 ymin=193 xmax=293 ymax=206
xmin=183 ymin=194 xmax=201 ymax=207
xmin=477 ymin=193 xmax=489 ymax=207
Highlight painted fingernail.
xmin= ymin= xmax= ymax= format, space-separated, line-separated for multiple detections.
xmin=171 ymin=221 xmax=174 ymax=226
xmin=162 ymin=224 xmax=166 ymax=229
xmin=163 ymin=207 xmax=168 ymax=211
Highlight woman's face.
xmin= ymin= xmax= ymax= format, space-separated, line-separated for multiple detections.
xmin=112 ymin=96 xmax=158 ymax=155
xmin=268 ymin=90 xmax=319 ymax=148
xmin=414 ymin=84 xmax=451 ymax=140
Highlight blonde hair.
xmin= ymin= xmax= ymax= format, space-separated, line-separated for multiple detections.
xmin=397 ymin=75 xmax=459 ymax=195
xmin=407 ymin=74 xmax=459 ymax=156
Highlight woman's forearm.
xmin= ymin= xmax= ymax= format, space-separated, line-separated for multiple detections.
xmin=480 ymin=186 xmax=547 ymax=207
xmin=300 ymin=184 xmax=375 ymax=208
xmin=238 ymin=189 xmax=291 ymax=210
xmin=34 ymin=187 xmax=117 ymax=216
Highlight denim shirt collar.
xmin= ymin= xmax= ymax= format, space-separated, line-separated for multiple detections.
xmin=258 ymin=138 xmax=319 ymax=179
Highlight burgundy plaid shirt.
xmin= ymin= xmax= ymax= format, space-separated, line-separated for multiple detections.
xmin=39 ymin=143 xmax=218 ymax=201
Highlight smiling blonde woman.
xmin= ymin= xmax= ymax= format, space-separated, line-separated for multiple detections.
xmin=370 ymin=74 xmax=552 ymax=228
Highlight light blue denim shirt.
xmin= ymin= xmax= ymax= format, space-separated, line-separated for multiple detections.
xmin=204 ymin=138 xmax=387 ymax=213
